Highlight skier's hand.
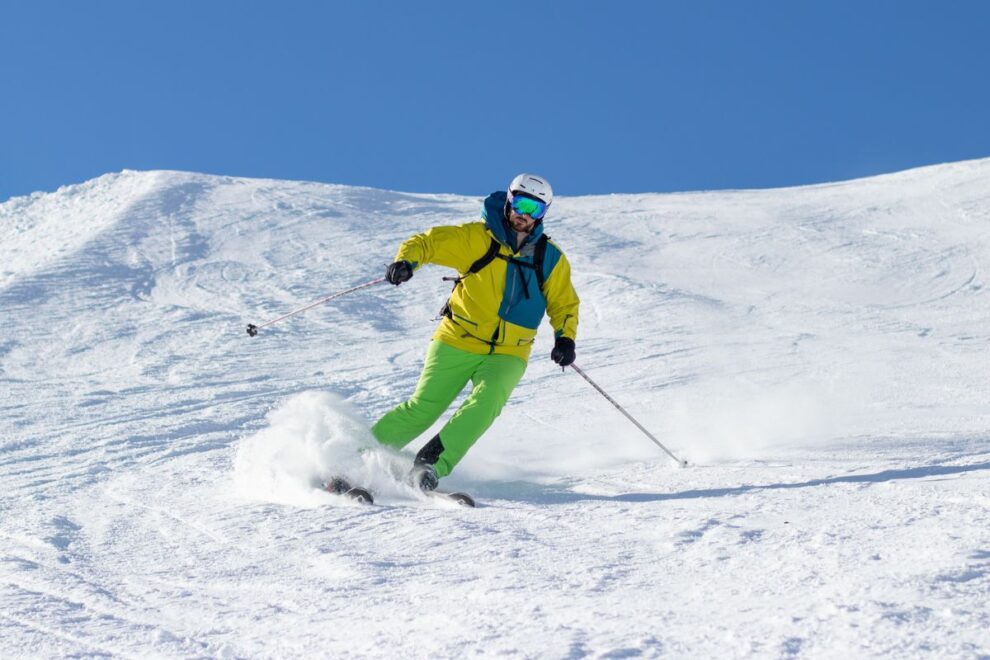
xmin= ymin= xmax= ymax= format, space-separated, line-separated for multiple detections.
xmin=386 ymin=260 xmax=414 ymax=285
xmin=550 ymin=336 xmax=576 ymax=367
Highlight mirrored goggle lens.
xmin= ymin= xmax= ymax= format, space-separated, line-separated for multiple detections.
xmin=510 ymin=195 xmax=547 ymax=220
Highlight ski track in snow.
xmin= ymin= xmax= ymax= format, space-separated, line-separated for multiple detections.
xmin=2 ymin=163 xmax=990 ymax=657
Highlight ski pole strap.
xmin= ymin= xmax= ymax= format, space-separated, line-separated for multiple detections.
xmin=246 ymin=276 xmax=388 ymax=336
xmin=569 ymin=363 xmax=688 ymax=467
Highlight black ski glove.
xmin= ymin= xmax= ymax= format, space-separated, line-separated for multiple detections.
xmin=386 ymin=260 xmax=413 ymax=285
xmin=551 ymin=336 xmax=576 ymax=367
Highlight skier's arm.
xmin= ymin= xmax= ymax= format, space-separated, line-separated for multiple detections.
xmin=544 ymin=252 xmax=580 ymax=341
xmin=394 ymin=224 xmax=479 ymax=273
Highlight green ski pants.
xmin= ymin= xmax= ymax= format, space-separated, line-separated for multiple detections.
xmin=371 ymin=340 xmax=527 ymax=478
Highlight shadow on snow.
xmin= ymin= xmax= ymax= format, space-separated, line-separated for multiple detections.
xmin=477 ymin=460 xmax=990 ymax=505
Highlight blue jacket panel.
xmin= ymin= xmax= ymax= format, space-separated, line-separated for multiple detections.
xmin=481 ymin=191 xmax=562 ymax=330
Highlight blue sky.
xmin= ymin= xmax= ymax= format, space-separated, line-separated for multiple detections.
xmin=2 ymin=1 xmax=989 ymax=201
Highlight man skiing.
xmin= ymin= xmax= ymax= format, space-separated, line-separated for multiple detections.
xmin=371 ymin=173 xmax=580 ymax=491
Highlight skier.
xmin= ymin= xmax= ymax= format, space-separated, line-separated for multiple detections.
xmin=372 ymin=173 xmax=580 ymax=491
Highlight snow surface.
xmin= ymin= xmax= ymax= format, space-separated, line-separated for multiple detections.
xmin=2 ymin=161 xmax=989 ymax=658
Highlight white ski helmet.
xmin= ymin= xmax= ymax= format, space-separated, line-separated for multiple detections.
xmin=508 ymin=173 xmax=553 ymax=206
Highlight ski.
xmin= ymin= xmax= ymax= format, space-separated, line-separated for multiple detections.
xmin=428 ymin=491 xmax=476 ymax=507
xmin=323 ymin=477 xmax=374 ymax=505
xmin=321 ymin=476 xmax=475 ymax=507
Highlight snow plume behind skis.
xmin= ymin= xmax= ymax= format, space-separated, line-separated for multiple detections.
xmin=2 ymin=161 xmax=990 ymax=657
xmin=233 ymin=391 xmax=423 ymax=507
xmin=234 ymin=391 xmax=372 ymax=507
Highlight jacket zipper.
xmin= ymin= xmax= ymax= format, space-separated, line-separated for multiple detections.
xmin=505 ymin=258 xmax=518 ymax=315
xmin=452 ymin=313 xmax=478 ymax=327
xmin=488 ymin=322 xmax=501 ymax=354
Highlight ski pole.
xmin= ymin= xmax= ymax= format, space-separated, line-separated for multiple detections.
xmin=569 ymin=363 xmax=688 ymax=467
xmin=246 ymin=276 xmax=388 ymax=337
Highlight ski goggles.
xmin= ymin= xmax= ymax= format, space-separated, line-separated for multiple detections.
xmin=509 ymin=194 xmax=548 ymax=220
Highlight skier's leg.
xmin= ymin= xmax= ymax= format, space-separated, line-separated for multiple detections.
xmin=428 ymin=353 xmax=527 ymax=477
xmin=371 ymin=341 xmax=479 ymax=450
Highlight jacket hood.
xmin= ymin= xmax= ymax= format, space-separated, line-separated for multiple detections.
xmin=482 ymin=191 xmax=545 ymax=251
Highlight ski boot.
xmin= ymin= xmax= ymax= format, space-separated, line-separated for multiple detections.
xmin=409 ymin=463 xmax=439 ymax=492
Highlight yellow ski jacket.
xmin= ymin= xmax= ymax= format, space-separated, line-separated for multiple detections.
xmin=395 ymin=191 xmax=579 ymax=362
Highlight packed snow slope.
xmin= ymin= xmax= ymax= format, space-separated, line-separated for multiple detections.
xmin=2 ymin=160 xmax=989 ymax=658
